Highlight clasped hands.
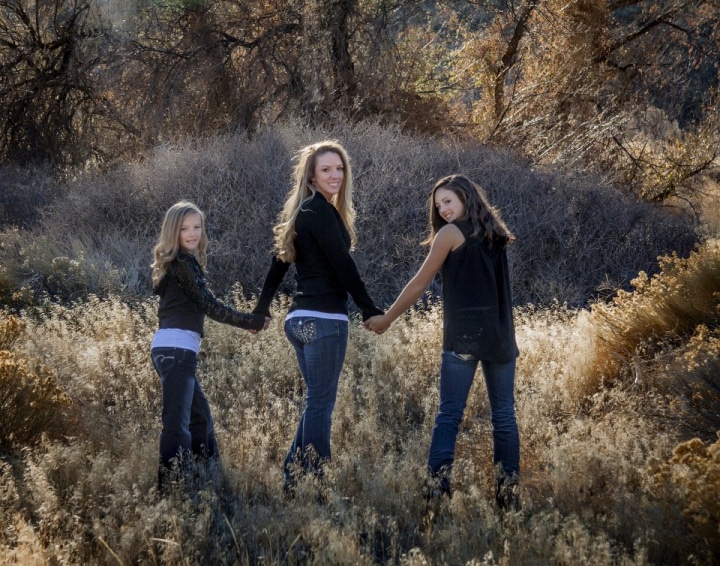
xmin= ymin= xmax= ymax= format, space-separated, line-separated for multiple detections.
xmin=364 ymin=314 xmax=390 ymax=335
xmin=249 ymin=316 xmax=272 ymax=334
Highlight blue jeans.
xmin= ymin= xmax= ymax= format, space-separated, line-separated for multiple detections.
xmin=151 ymin=347 xmax=218 ymax=487
xmin=428 ymin=351 xmax=519 ymax=479
xmin=283 ymin=317 xmax=348 ymax=486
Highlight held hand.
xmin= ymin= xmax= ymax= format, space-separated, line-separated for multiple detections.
xmin=250 ymin=316 xmax=272 ymax=334
xmin=364 ymin=315 xmax=390 ymax=335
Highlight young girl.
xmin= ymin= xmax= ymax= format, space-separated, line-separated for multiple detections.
xmin=365 ymin=174 xmax=520 ymax=510
xmin=150 ymin=201 xmax=269 ymax=491
xmin=253 ymin=140 xmax=383 ymax=494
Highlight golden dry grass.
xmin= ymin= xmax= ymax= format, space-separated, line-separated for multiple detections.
xmin=1 ymin=244 xmax=719 ymax=564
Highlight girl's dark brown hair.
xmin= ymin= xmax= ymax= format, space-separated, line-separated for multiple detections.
xmin=425 ymin=174 xmax=515 ymax=248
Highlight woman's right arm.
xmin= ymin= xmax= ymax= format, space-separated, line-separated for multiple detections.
xmin=252 ymin=256 xmax=291 ymax=317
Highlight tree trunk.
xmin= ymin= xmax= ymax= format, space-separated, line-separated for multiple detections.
xmin=494 ymin=1 xmax=537 ymax=122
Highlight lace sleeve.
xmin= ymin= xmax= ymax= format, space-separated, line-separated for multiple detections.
xmin=173 ymin=255 xmax=265 ymax=331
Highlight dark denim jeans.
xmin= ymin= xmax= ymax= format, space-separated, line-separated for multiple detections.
xmin=428 ymin=351 xmax=519 ymax=481
xmin=151 ymin=347 xmax=218 ymax=488
xmin=283 ymin=316 xmax=348 ymax=486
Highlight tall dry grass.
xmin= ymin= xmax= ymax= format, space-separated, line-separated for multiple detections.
xmin=0 ymin=315 xmax=71 ymax=451
xmin=2 ymin=246 xmax=718 ymax=565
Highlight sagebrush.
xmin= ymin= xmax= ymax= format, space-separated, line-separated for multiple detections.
xmin=0 ymin=121 xmax=697 ymax=311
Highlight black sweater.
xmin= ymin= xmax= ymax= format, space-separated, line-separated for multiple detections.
xmin=155 ymin=251 xmax=266 ymax=335
xmin=254 ymin=192 xmax=382 ymax=321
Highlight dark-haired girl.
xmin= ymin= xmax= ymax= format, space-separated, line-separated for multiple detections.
xmin=365 ymin=174 xmax=520 ymax=510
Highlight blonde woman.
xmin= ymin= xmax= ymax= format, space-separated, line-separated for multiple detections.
xmin=253 ymin=141 xmax=382 ymax=494
xmin=151 ymin=201 xmax=269 ymax=492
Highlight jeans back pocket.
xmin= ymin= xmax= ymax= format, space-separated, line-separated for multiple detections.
xmin=290 ymin=318 xmax=317 ymax=344
xmin=451 ymin=351 xmax=477 ymax=362
xmin=151 ymin=349 xmax=177 ymax=375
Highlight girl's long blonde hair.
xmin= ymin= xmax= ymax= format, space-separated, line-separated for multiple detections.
xmin=273 ymin=140 xmax=356 ymax=262
xmin=151 ymin=201 xmax=208 ymax=288
xmin=424 ymin=174 xmax=515 ymax=248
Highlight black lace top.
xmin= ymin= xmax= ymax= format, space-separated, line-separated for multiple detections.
xmin=155 ymin=251 xmax=265 ymax=335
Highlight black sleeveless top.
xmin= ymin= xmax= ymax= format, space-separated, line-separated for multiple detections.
xmin=441 ymin=220 xmax=518 ymax=363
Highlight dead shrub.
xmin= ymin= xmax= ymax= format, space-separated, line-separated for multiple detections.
xmin=0 ymin=163 xmax=63 ymax=229
xmin=584 ymin=241 xmax=720 ymax=393
xmin=647 ymin=435 xmax=720 ymax=563
xmin=0 ymin=316 xmax=71 ymax=450
xmin=0 ymin=121 xmax=697 ymax=310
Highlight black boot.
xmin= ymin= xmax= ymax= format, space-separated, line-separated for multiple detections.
xmin=495 ymin=472 xmax=521 ymax=512
xmin=424 ymin=465 xmax=452 ymax=501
